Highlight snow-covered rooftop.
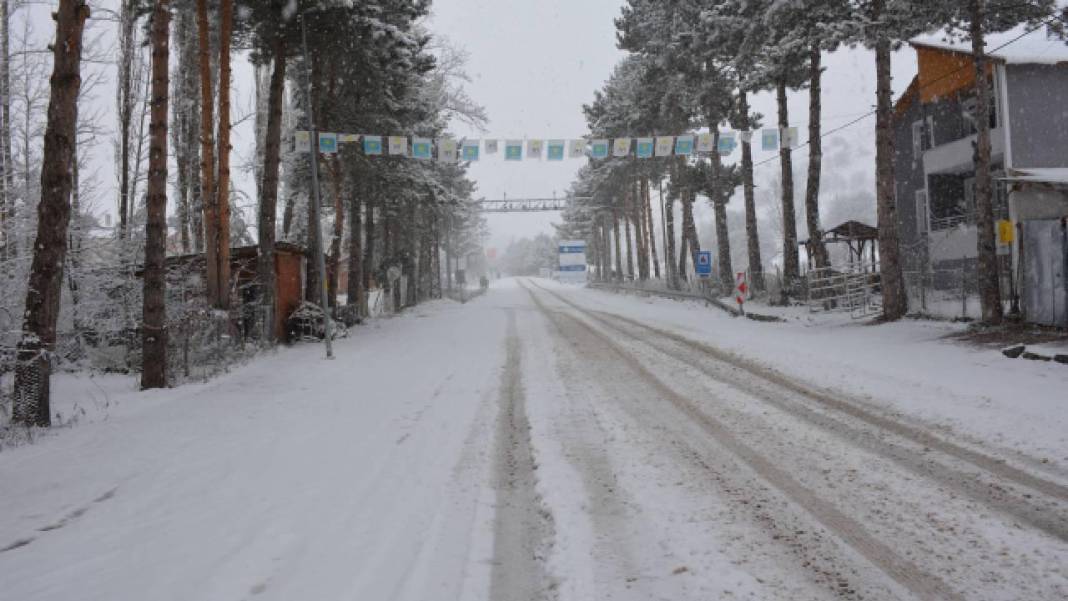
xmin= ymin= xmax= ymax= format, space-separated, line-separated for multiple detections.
xmin=911 ymin=25 xmax=1068 ymax=65
xmin=1003 ymin=167 xmax=1068 ymax=184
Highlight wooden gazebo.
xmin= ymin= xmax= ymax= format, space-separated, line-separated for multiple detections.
xmin=803 ymin=220 xmax=879 ymax=271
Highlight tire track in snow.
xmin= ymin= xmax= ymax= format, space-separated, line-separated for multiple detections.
xmin=523 ymin=281 xmax=963 ymax=601
xmin=489 ymin=308 xmax=556 ymax=601
xmin=530 ymin=281 xmax=1068 ymax=543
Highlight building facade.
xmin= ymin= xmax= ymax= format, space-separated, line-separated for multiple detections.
xmin=893 ymin=36 xmax=1068 ymax=325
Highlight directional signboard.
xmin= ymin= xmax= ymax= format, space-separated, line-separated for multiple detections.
xmin=558 ymin=240 xmax=587 ymax=283
xmin=696 ymin=250 xmax=713 ymax=278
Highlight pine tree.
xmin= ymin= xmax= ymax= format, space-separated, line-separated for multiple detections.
xmin=12 ymin=0 xmax=90 ymax=426
xmin=848 ymin=0 xmax=942 ymax=320
xmin=938 ymin=0 xmax=1054 ymax=324
xmin=142 ymin=0 xmax=171 ymax=389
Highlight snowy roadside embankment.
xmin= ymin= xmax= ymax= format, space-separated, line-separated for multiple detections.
xmin=545 ymin=280 xmax=1068 ymax=462
xmin=0 ymin=298 xmax=508 ymax=601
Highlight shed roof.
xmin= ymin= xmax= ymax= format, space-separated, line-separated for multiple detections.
xmin=826 ymin=220 xmax=879 ymax=241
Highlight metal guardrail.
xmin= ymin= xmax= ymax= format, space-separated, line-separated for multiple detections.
xmin=587 ymin=281 xmax=782 ymax=322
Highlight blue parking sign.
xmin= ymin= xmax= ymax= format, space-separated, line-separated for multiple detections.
xmin=696 ymin=250 xmax=712 ymax=278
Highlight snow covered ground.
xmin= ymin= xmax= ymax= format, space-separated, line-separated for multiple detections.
xmin=2 ymin=277 xmax=1067 ymax=600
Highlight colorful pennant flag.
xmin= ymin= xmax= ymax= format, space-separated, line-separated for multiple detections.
xmin=319 ymin=132 xmax=338 ymax=154
xmin=438 ymin=138 xmax=457 ymax=162
xmin=547 ymin=140 xmax=565 ymax=161
xmin=363 ymin=135 xmax=383 ymax=155
xmin=295 ymin=130 xmax=311 ymax=153
xmin=781 ymin=127 xmax=799 ymax=148
xmin=590 ymin=139 xmax=610 ymax=159
xmin=461 ymin=139 xmax=480 ymax=161
xmin=568 ymin=139 xmax=586 ymax=158
xmin=299 ymin=128 xmax=807 ymax=162
xmin=717 ymin=131 xmax=737 ymax=156
xmin=411 ymin=137 xmax=432 ymax=160
xmin=636 ymin=137 xmax=654 ymax=159
xmin=674 ymin=135 xmax=694 ymax=156
xmin=696 ymin=132 xmax=715 ymax=153
xmin=527 ymin=139 xmax=544 ymax=159
xmin=761 ymin=129 xmax=778 ymax=152
xmin=388 ymin=136 xmax=407 ymax=156
xmin=505 ymin=140 xmax=523 ymax=161
xmin=655 ymin=136 xmax=674 ymax=157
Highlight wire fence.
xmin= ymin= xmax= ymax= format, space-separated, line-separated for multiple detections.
xmin=904 ymin=268 xmax=982 ymax=321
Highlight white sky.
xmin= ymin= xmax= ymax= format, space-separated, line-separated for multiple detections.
xmin=428 ymin=0 xmax=919 ymax=255
xmin=19 ymin=0 xmax=932 ymax=256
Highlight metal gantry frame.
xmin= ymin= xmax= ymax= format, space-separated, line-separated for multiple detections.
xmin=477 ymin=196 xmax=591 ymax=213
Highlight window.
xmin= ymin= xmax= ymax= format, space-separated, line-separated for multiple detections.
xmin=915 ymin=190 xmax=929 ymax=234
xmin=911 ymin=117 xmax=934 ymax=161
xmin=912 ymin=121 xmax=924 ymax=158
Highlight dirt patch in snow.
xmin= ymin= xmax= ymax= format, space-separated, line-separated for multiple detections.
xmin=489 ymin=309 xmax=557 ymax=601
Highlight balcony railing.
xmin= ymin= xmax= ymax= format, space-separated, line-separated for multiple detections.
xmin=930 ymin=213 xmax=972 ymax=231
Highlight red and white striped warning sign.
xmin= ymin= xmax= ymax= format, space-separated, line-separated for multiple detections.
xmin=735 ymin=272 xmax=748 ymax=307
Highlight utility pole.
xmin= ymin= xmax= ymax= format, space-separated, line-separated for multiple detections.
xmin=300 ymin=12 xmax=333 ymax=359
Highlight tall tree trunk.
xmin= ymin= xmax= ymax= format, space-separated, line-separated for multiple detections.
xmin=257 ymin=32 xmax=286 ymax=342
xmin=363 ymin=193 xmax=375 ymax=299
xmin=664 ymin=189 xmax=678 ymax=288
xmin=612 ymin=210 xmax=622 ymax=281
xmin=712 ymin=131 xmax=733 ymax=290
xmin=326 ymin=155 xmax=343 ymax=308
xmin=347 ymin=181 xmax=364 ymax=314
xmin=623 ymin=195 xmax=634 ymax=280
xmin=12 ymin=0 xmax=89 ymax=426
xmin=623 ymin=191 xmax=635 ymax=280
xmin=777 ymin=77 xmax=800 ymax=286
xmin=428 ymin=208 xmax=439 ymax=299
xmin=634 ymin=181 xmax=648 ymax=280
xmin=304 ymin=52 xmax=323 ymax=303
xmin=873 ymin=8 xmax=907 ymax=320
xmin=643 ymin=178 xmax=660 ymax=280
xmin=130 ymin=69 xmax=151 ymax=227
xmin=117 ymin=0 xmax=136 ymax=240
xmin=713 ymin=198 xmax=731 ymax=290
xmin=142 ymin=0 xmax=171 ymax=390
xmin=215 ymin=0 xmax=233 ymax=310
xmin=805 ymin=44 xmax=830 ymax=270
xmin=591 ymin=218 xmax=602 ymax=280
xmin=281 ymin=190 xmax=296 ymax=240
xmin=172 ymin=9 xmax=191 ymax=253
xmin=970 ymin=0 xmax=1002 ymax=324
xmin=601 ymin=214 xmax=611 ymax=281
xmin=1 ymin=0 xmax=13 ymax=261
xmin=195 ymin=0 xmax=218 ymax=306
xmin=679 ymin=190 xmax=700 ymax=279
xmin=183 ymin=17 xmax=202 ymax=252
xmin=738 ymin=90 xmax=764 ymax=292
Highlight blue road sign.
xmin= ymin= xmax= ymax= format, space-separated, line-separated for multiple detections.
xmin=696 ymin=250 xmax=712 ymax=278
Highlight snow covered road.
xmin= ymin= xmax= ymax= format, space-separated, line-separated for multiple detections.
xmin=3 ymin=278 xmax=1067 ymax=600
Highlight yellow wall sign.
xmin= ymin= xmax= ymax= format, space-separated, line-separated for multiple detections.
xmin=997 ymin=219 xmax=1014 ymax=245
